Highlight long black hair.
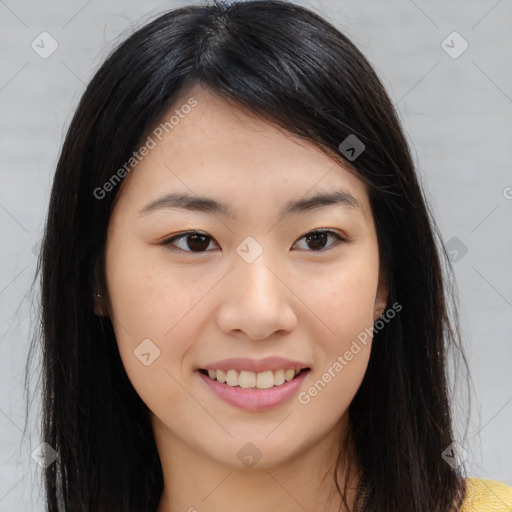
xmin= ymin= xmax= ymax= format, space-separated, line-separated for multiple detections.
xmin=25 ymin=1 xmax=471 ymax=510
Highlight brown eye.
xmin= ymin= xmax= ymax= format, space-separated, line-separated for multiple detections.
xmin=306 ymin=231 xmax=328 ymax=250
xmin=162 ymin=229 xmax=345 ymax=254
xmin=185 ymin=233 xmax=212 ymax=251
xmin=163 ymin=232 xmax=217 ymax=253
xmin=293 ymin=230 xmax=344 ymax=252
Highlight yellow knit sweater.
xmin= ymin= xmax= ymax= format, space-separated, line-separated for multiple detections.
xmin=460 ymin=478 xmax=512 ymax=511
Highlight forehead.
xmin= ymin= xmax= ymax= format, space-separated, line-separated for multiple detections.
xmin=114 ymin=85 xmax=372 ymax=219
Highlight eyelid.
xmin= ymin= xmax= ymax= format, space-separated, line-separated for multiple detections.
xmin=161 ymin=228 xmax=346 ymax=254
xmin=292 ymin=229 xmax=346 ymax=251
xmin=162 ymin=231 xmax=219 ymax=254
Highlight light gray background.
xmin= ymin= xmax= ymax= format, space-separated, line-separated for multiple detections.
xmin=1 ymin=0 xmax=511 ymax=510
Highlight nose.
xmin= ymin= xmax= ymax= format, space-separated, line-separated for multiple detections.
xmin=215 ymin=250 xmax=298 ymax=340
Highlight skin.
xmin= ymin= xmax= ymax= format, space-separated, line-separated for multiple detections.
xmin=101 ymin=84 xmax=388 ymax=512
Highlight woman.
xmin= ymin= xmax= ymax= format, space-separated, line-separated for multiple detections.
xmin=28 ymin=1 xmax=512 ymax=510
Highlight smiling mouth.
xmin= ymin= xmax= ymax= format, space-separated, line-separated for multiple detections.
xmin=198 ymin=367 xmax=310 ymax=389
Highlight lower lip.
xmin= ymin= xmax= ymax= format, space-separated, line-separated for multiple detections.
xmin=197 ymin=370 xmax=310 ymax=411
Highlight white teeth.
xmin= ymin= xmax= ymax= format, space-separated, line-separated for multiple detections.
xmin=226 ymin=369 xmax=238 ymax=387
xmin=273 ymin=369 xmax=285 ymax=386
xmin=204 ymin=368 xmax=306 ymax=389
xmin=238 ymin=370 xmax=256 ymax=388
xmin=256 ymin=371 xmax=274 ymax=389
xmin=284 ymin=369 xmax=296 ymax=382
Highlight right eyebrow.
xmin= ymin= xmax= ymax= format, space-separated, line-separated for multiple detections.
xmin=280 ymin=189 xmax=362 ymax=217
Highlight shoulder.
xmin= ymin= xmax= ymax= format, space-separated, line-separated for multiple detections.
xmin=459 ymin=478 xmax=512 ymax=511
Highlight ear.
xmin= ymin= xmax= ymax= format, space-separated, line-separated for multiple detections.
xmin=373 ymin=269 xmax=388 ymax=322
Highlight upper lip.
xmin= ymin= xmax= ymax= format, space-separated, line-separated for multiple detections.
xmin=198 ymin=357 xmax=310 ymax=373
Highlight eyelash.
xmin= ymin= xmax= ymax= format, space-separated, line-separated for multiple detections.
xmin=161 ymin=229 xmax=346 ymax=255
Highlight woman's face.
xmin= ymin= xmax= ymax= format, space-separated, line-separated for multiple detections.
xmin=103 ymin=85 xmax=387 ymax=472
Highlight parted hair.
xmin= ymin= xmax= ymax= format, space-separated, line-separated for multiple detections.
xmin=26 ymin=1 xmax=470 ymax=510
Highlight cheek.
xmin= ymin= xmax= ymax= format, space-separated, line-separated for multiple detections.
xmin=294 ymin=250 xmax=379 ymax=407
xmin=105 ymin=235 xmax=203 ymax=340
xmin=304 ymin=252 xmax=380 ymax=345
xmin=104 ymin=239 xmax=218 ymax=398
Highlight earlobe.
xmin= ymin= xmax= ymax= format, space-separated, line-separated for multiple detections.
xmin=373 ymin=302 xmax=386 ymax=322
xmin=373 ymin=271 xmax=389 ymax=322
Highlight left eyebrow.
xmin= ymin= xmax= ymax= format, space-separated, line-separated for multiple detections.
xmin=281 ymin=190 xmax=361 ymax=217
xmin=137 ymin=189 xmax=362 ymax=219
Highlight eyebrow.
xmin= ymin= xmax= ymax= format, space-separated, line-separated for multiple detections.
xmin=137 ymin=189 xmax=361 ymax=219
